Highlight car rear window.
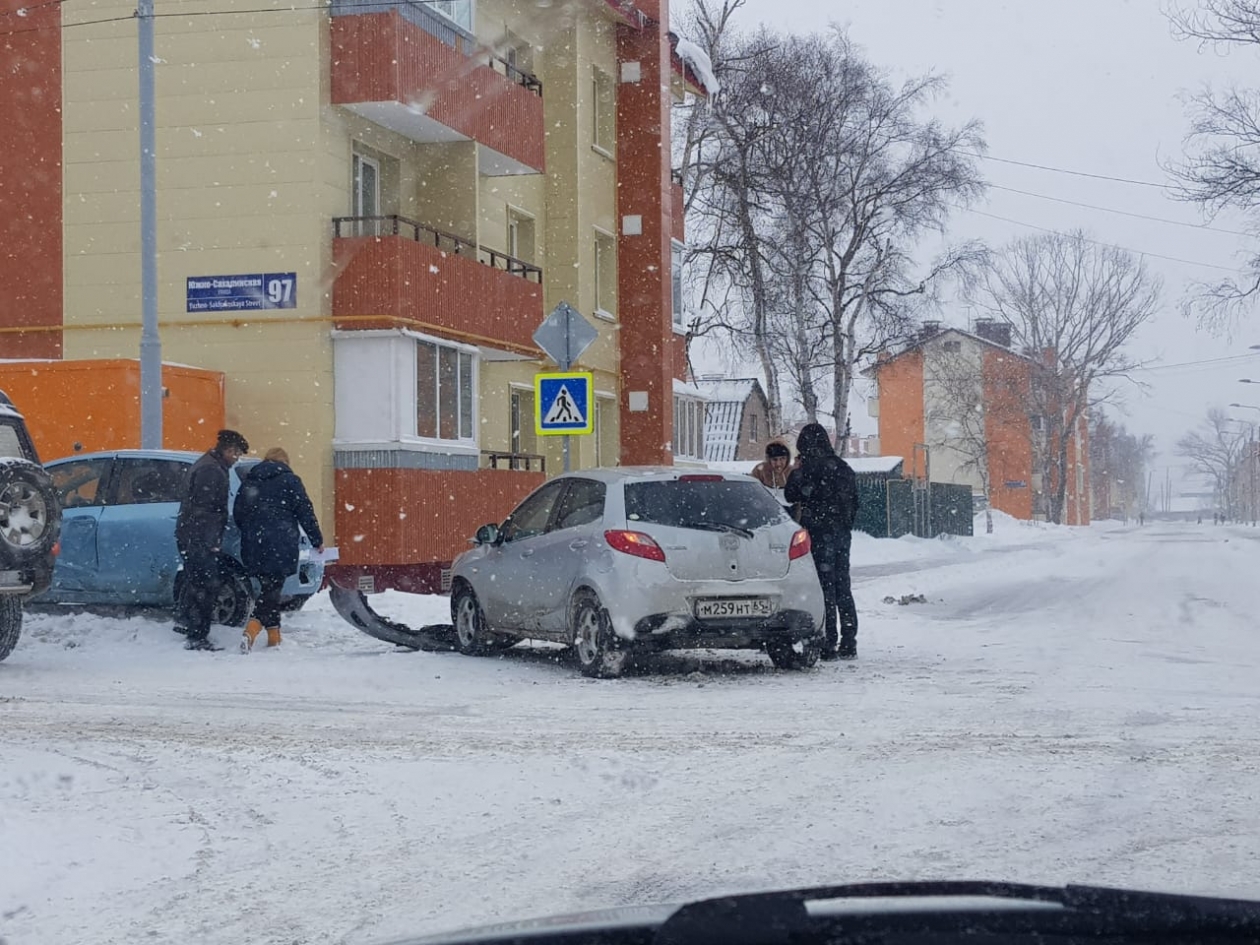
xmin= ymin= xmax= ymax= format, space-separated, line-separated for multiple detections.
xmin=624 ymin=479 xmax=787 ymax=530
xmin=0 ymin=423 xmax=23 ymax=460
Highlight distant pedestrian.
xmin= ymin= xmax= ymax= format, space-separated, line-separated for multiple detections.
xmin=175 ymin=429 xmax=250 ymax=651
xmin=785 ymin=423 xmax=860 ymax=660
xmin=233 ymin=447 xmax=324 ymax=652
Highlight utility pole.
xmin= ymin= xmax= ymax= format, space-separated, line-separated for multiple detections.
xmin=138 ymin=0 xmax=162 ymax=449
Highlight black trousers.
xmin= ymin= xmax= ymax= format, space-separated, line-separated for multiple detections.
xmin=177 ymin=544 xmax=222 ymax=637
xmin=809 ymin=528 xmax=858 ymax=653
xmin=254 ymin=573 xmax=287 ymax=629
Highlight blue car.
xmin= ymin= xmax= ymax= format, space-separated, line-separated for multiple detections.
xmin=37 ymin=450 xmax=324 ymax=625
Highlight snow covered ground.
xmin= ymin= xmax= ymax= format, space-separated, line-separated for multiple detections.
xmin=4 ymin=515 xmax=1260 ymax=944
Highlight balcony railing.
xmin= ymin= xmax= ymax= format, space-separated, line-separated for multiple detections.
xmin=482 ymin=450 xmax=546 ymax=473
xmin=333 ymin=215 xmax=542 ymax=284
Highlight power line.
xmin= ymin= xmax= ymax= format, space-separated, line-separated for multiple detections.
xmin=988 ymin=183 xmax=1253 ymax=238
xmin=975 ymin=153 xmax=1169 ymax=189
xmin=1131 ymin=353 xmax=1260 ymax=373
xmin=962 ymin=206 xmax=1249 ymax=274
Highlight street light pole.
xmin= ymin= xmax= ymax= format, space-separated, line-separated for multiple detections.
xmin=138 ymin=0 xmax=162 ymax=449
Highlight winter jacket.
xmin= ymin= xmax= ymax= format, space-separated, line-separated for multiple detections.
xmin=233 ymin=460 xmax=323 ymax=577
xmin=175 ymin=449 xmax=233 ymax=554
xmin=784 ymin=425 xmax=859 ymax=534
xmin=751 ymin=460 xmax=790 ymax=490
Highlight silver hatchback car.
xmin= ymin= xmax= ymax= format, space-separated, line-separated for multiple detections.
xmin=449 ymin=467 xmax=826 ymax=677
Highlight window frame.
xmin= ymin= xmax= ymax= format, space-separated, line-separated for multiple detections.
xmin=671 ymin=239 xmax=686 ymax=331
xmin=412 ymin=333 xmax=479 ymax=449
xmin=592 ymin=66 xmax=615 ymax=157
xmin=593 ymin=227 xmax=616 ymax=319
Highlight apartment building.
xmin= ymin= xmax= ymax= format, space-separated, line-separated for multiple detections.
xmin=868 ymin=321 xmax=1091 ymax=526
xmin=0 ymin=0 xmax=701 ymax=590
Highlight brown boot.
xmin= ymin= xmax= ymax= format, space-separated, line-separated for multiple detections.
xmin=240 ymin=618 xmax=263 ymax=654
xmin=266 ymin=626 xmax=282 ymax=648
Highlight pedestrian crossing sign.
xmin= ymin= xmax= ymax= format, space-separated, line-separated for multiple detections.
xmin=535 ymin=372 xmax=594 ymax=436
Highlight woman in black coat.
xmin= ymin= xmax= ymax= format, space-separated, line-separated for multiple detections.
xmin=233 ymin=447 xmax=324 ymax=651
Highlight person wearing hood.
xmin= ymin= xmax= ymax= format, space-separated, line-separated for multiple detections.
xmin=784 ymin=423 xmax=860 ymax=660
xmin=233 ymin=447 xmax=324 ymax=652
xmin=751 ymin=441 xmax=793 ymax=509
xmin=175 ymin=429 xmax=250 ymax=651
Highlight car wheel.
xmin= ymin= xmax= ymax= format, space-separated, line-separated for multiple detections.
xmin=212 ymin=573 xmax=254 ymax=628
xmin=451 ymin=585 xmax=496 ymax=656
xmin=767 ymin=638 xmax=821 ymax=671
xmin=0 ymin=596 xmax=21 ymax=663
xmin=0 ymin=462 xmax=59 ymax=567
xmin=571 ymin=592 xmax=625 ymax=679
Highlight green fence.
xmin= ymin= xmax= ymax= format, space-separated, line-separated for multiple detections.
xmin=854 ymin=476 xmax=973 ymax=539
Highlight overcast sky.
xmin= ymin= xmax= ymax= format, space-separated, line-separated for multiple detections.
xmin=699 ymin=0 xmax=1260 ymax=488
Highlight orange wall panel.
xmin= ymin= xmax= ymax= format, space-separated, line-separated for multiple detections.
xmin=875 ymin=352 xmax=925 ymax=472
xmin=0 ymin=360 xmax=224 ymax=461
xmin=982 ymin=349 xmax=1034 ymax=521
xmin=0 ymin=0 xmax=62 ymax=359
xmin=335 ymin=467 xmax=545 ymax=566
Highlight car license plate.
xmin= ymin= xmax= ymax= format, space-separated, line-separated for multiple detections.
xmin=694 ymin=597 xmax=774 ymax=619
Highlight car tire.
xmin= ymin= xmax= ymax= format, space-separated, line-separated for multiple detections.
xmin=451 ymin=584 xmax=496 ymax=656
xmin=767 ymin=638 xmax=821 ymax=671
xmin=571 ymin=591 xmax=625 ymax=679
xmin=0 ymin=596 xmax=21 ymax=663
xmin=212 ymin=572 xmax=254 ymax=628
xmin=0 ymin=461 xmax=59 ymax=568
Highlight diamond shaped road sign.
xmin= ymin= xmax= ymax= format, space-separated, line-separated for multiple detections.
xmin=532 ymin=301 xmax=599 ymax=370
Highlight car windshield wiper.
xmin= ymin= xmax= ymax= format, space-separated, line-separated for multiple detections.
xmin=675 ymin=520 xmax=754 ymax=540
xmin=653 ymin=880 xmax=1260 ymax=945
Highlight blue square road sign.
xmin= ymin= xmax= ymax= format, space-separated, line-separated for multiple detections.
xmin=535 ymin=372 xmax=594 ymax=436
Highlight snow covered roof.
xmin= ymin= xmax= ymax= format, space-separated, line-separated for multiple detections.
xmin=864 ymin=327 xmax=1038 ymax=376
xmin=848 ymin=456 xmax=903 ymax=474
xmin=672 ymin=37 xmax=720 ymax=97
xmin=694 ymin=377 xmax=758 ymax=404
xmin=672 ymin=378 xmax=708 ymax=399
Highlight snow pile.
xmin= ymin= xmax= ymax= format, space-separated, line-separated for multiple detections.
xmin=674 ymin=37 xmax=721 ymax=98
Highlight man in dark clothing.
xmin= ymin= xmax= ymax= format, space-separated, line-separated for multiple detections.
xmin=785 ymin=422 xmax=860 ymax=660
xmin=175 ymin=429 xmax=249 ymax=651
xmin=233 ymin=446 xmax=323 ymax=652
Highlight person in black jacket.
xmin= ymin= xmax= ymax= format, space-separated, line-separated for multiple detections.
xmin=175 ymin=429 xmax=250 ymax=651
xmin=233 ymin=447 xmax=324 ymax=652
xmin=784 ymin=423 xmax=860 ymax=660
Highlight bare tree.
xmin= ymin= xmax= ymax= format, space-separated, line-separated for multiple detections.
xmin=1176 ymin=407 xmax=1249 ymax=517
xmin=1167 ymin=0 xmax=1260 ymax=329
xmin=1090 ymin=412 xmax=1156 ymax=519
xmin=677 ymin=21 xmax=985 ymax=432
xmin=968 ymin=232 xmax=1161 ymax=524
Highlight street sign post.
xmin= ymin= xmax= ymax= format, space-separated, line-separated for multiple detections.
xmin=532 ymin=302 xmax=599 ymax=471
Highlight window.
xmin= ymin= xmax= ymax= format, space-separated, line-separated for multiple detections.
xmin=429 ymin=0 xmax=472 ymax=30
xmin=50 ymin=458 xmax=113 ymax=509
xmin=592 ymin=66 xmax=615 ymax=154
xmin=672 ymin=396 xmax=705 ymax=461
xmin=510 ymin=388 xmax=537 ymax=460
xmin=594 ymin=395 xmax=616 ymax=467
xmin=0 ymin=423 xmax=23 ymax=459
xmin=942 ymin=340 xmax=962 ymax=353
xmin=499 ymin=480 xmax=566 ymax=543
xmin=114 ymin=459 xmax=188 ymax=505
xmin=594 ymin=230 xmax=616 ymax=317
xmin=749 ymin=413 xmax=759 ymax=443
xmin=671 ymin=240 xmax=685 ymax=329
xmin=552 ymin=479 xmax=607 ymax=531
xmin=352 ymin=152 xmax=379 ymax=227
xmin=506 ymin=207 xmax=535 ymax=265
xmin=625 ymin=479 xmax=786 ymax=531
xmin=416 ymin=339 xmax=475 ymax=442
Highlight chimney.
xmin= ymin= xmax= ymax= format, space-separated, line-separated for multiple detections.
xmin=974 ymin=318 xmax=1012 ymax=348
xmin=919 ymin=320 xmax=943 ymax=340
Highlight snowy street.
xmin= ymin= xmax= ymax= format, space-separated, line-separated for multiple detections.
xmin=4 ymin=518 xmax=1260 ymax=944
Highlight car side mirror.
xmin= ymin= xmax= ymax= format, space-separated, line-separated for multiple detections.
xmin=473 ymin=523 xmax=500 ymax=545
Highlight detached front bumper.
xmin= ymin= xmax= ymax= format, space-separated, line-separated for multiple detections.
xmin=631 ymin=608 xmax=819 ymax=651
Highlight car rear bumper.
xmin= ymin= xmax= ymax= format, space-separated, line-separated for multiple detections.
xmin=632 ymin=608 xmax=820 ymax=650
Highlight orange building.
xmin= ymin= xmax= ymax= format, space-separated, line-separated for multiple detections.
xmin=868 ymin=321 xmax=1090 ymax=526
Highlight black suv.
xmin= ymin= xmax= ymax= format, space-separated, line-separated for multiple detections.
xmin=0 ymin=391 xmax=61 ymax=662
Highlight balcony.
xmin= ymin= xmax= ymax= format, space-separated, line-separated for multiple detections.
xmin=330 ymin=1 xmax=545 ymax=174
xmin=332 ymin=215 xmax=543 ymax=352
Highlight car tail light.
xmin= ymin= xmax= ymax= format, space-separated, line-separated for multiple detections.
xmin=788 ymin=529 xmax=811 ymax=560
xmin=678 ymin=474 xmax=723 ymax=482
xmin=604 ymin=529 xmax=666 ymax=562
